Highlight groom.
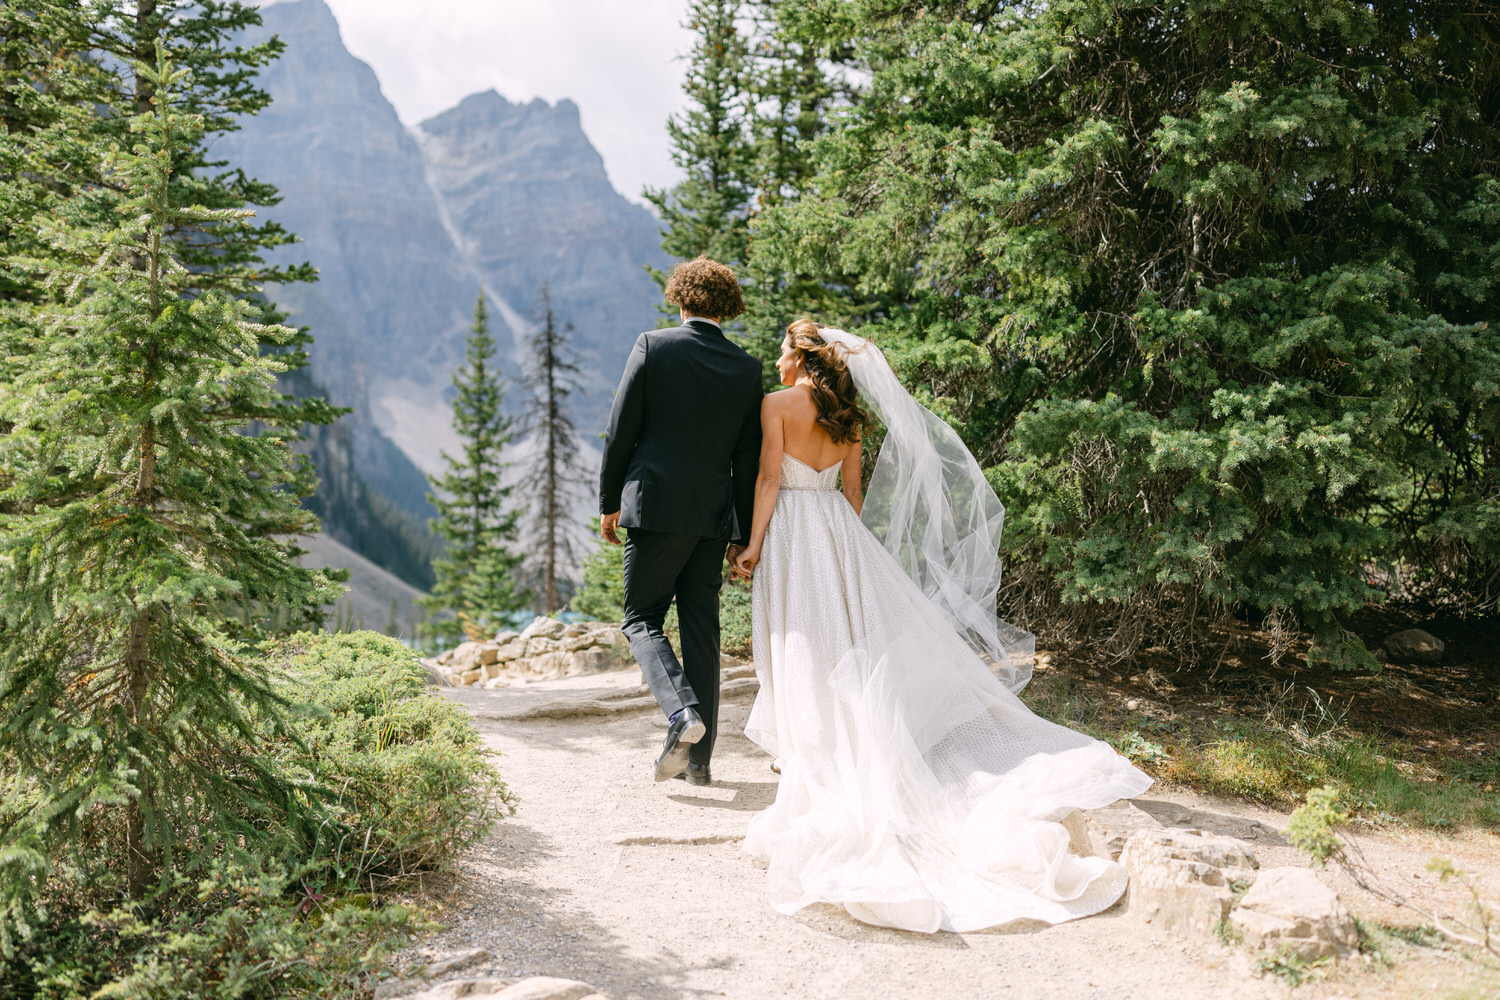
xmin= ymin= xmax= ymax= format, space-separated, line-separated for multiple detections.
xmin=599 ymin=256 xmax=763 ymax=786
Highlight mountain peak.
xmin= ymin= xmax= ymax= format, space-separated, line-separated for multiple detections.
xmin=420 ymin=90 xmax=582 ymax=137
xmin=259 ymin=0 xmax=341 ymax=35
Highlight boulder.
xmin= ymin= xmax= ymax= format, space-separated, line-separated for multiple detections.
xmin=526 ymin=637 xmax=559 ymax=657
xmin=450 ymin=641 xmax=485 ymax=671
xmin=567 ymin=647 xmax=629 ymax=674
xmin=561 ymin=632 xmax=602 ymax=653
xmin=477 ymin=644 xmax=501 ymax=666
xmin=492 ymin=630 xmax=520 ymax=644
xmin=1230 ymin=866 xmax=1358 ymax=961
xmin=519 ymin=616 xmax=568 ymax=641
xmin=1119 ymin=828 xmax=1259 ymax=937
xmin=459 ymin=669 xmax=482 ymax=686
xmin=561 ymin=623 xmax=590 ymax=638
xmin=1383 ymin=628 xmax=1444 ymax=664
xmin=494 ymin=639 xmax=527 ymax=662
xmin=1084 ymin=800 xmax=1165 ymax=860
xmin=420 ymin=659 xmax=450 ymax=688
xmin=1059 ymin=809 xmax=1112 ymax=860
xmin=492 ymin=979 xmax=600 ymax=1000
xmin=403 ymin=981 xmax=512 ymax=1000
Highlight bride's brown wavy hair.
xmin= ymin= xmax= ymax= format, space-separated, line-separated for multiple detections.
xmin=787 ymin=318 xmax=869 ymax=445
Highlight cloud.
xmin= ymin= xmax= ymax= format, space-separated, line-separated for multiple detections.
xmin=267 ymin=0 xmax=693 ymax=203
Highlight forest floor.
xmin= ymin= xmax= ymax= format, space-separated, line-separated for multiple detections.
xmin=386 ymin=647 xmax=1500 ymax=1000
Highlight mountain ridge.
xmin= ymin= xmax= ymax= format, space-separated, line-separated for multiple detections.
xmin=217 ymin=0 xmax=668 ymax=589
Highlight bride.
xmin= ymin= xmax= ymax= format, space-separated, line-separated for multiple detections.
xmin=732 ymin=319 xmax=1152 ymax=934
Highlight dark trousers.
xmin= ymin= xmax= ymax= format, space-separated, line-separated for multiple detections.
xmin=622 ymin=527 xmax=726 ymax=766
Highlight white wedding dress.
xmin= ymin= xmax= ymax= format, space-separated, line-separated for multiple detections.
xmin=742 ymin=449 xmax=1153 ymax=934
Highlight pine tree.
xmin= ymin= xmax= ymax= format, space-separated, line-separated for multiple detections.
xmin=520 ymin=285 xmax=588 ymax=614
xmin=0 ymin=47 xmax=337 ymax=900
xmin=644 ymin=0 xmax=755 ymax=272
xmin=748 ymin=0 xmax=1500 ymax=666
xmin=647 ymin=1 xmax=857 ymax=373
xmin=420 ymin=290 xmax=527 ymax=640
xmin=571 ymin=518 xmax=627 ymax=623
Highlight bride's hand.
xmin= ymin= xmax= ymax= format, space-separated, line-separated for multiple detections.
xmin=735 ymin=547 xmax=761 ymax=579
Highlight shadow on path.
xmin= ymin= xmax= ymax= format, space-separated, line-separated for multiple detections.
xmin=441 ymin=823 xmax=699 ymax=1000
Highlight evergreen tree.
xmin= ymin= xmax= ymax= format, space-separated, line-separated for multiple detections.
xmin=647 ymin=1 xmax=859 ymax=374
xmin=420 ymin=291 xmax=527 ymax=640
xmin=749 ymin=0 xmax=1500 ymax=666
xmin=571 ymin=518 xmax=626 ymax=623
xmin=520 ymin=285 xmax=588 ymax=614
xmin=0 ymin=48 xmax=337 ymax=903
xmin=644 ymin=0 xmax=755 ymax=273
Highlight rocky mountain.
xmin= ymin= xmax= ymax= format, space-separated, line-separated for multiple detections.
xmin=216 ymin=0 xmax=669 ymax=588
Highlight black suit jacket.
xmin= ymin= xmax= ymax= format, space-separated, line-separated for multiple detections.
xmin=599 ymin=320 xmax=763 ymax=546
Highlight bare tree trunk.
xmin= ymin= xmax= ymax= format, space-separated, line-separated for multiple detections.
xmin=126 ymin=0 xmax=160 ymax=892
xmin=543 ymin=326 xmax=558 ymax=612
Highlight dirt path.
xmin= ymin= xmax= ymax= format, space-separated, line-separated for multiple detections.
xmin=395 ymin=671 xmax=1499 ymax=1000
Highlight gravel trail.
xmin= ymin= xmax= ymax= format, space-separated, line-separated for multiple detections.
xmin=397 ymin=673 xmax=1495 ymax=1000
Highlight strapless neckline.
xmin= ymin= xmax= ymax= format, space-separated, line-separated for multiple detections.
xmin=783 ymin=453 xmax=841 ymax=474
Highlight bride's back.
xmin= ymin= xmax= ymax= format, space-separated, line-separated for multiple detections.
xmin=774 ymin=384 xmax=853 ymax=470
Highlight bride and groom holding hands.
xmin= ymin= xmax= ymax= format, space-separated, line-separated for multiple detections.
xmin=599 ymin=256 xmax=1152 ymax=935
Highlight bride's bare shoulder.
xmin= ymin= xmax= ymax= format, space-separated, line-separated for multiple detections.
xmin=764 ymin=384 xmax=813 ymax=407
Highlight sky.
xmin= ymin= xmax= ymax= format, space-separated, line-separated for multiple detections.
xmin=270 ymin=0 xmax=694 ymax=203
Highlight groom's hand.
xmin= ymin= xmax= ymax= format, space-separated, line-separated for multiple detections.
xmin=601 ymin=511 xmax=622 ymax=546
xmin=726 ymin=544 xmax=744 ymax=570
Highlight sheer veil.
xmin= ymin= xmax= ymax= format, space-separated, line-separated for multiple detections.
xmin=817 ymin=327 xmax=1036 ymax=692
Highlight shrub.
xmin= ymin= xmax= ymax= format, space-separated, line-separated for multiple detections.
xmin=268 ymin=631 xmax=515 ymax=880
xmin=0 ymin=631 xmax=508 ymax=999
xmin=570 ymin=519 xmax=626 ymax=622
xmin=720 ymin=578 xmax=754 ymax=660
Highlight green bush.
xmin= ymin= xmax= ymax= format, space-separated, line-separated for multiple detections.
xmin=269 ymin=630 xmax=515 ymax=879
xmin=720 ymin=578 xmax=754 ymax=660
xmin=0 ymin=631 xmax=509 ymax=999
xmin=570 ymin=519 xmax=626 ymax=622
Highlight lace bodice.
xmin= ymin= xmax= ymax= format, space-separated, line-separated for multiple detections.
xmin=780 ymin=453 xmax=840 ymax=491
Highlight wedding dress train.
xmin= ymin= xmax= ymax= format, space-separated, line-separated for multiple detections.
xmin=742 ymin=452 xmax=1153 ymax=933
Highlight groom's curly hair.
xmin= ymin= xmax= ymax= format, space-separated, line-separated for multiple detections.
xmin=663 ymin=256 xmax=745 ymax=320
xmin=787 ymin=319 xmax=869 ymax=446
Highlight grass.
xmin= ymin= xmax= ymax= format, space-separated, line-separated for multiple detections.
xmin=1021 ymin=657 xmax=1500 ymax=832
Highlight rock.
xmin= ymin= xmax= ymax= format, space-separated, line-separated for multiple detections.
xmin=492 ymin=630 xmax=520 ymax=644
xmin=1084 ymin=800 xmax=1165 ymax=860
xmin=494 ymin=639 xmax=527 ymax=662
xmin=420 ymin=659 xmax=450 ymax=687
xmin=519 ymin=616 xmax=568 ymax=641
xmin=374 ymin=950 xmax=498 ymax=998
xmin=1230 ymin=866 xmax=1358 ymax=961
xmin=481 ymin=662 xmax=507 ymax=681
xmin=561 ymin=623 xmax=589 ymax=638
xmin=1135 ymin=799 xmax=1195 ymax=827
xmin=561 ymin=633 xmax=602 ymax=652
xmin=1383 ymin=628 xmax=1444 ymax=663
xmin=424 ymin=948 xmax=493 ymax=980
xmin=1060 ymin=809 xmax=1111 ymax=860
xmin=482 ymin=675 xmax=511 ymax=689
xmin=567 ymin=647 xmax=628 ymax=673
xmin=478 ymin=644 xmax=501 ymax=666
xmin=459 ymin=669 xmax=482 ymax=686
xmin=405 ymin=980 xmax=512 ymax=1000
xmin=526 ymin=637 xmax=559 ymax=657
xmin=493 ymin=978 xmax=600 ymax=1000
xmin=451 ymin=641 xmax=484 ymax=671
xmin=1120 ymin=828 xmax=1259 ymax=937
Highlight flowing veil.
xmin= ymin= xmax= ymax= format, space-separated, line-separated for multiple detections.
xmin=817 ymin=328 xmax=1035 ymax=692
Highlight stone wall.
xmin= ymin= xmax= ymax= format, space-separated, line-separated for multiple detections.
xmin=425 ymin=617 xmax=633 ymax=688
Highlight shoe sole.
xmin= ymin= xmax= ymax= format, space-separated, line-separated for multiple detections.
xmin=653 ymin=720 xmax=708 ymax=782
